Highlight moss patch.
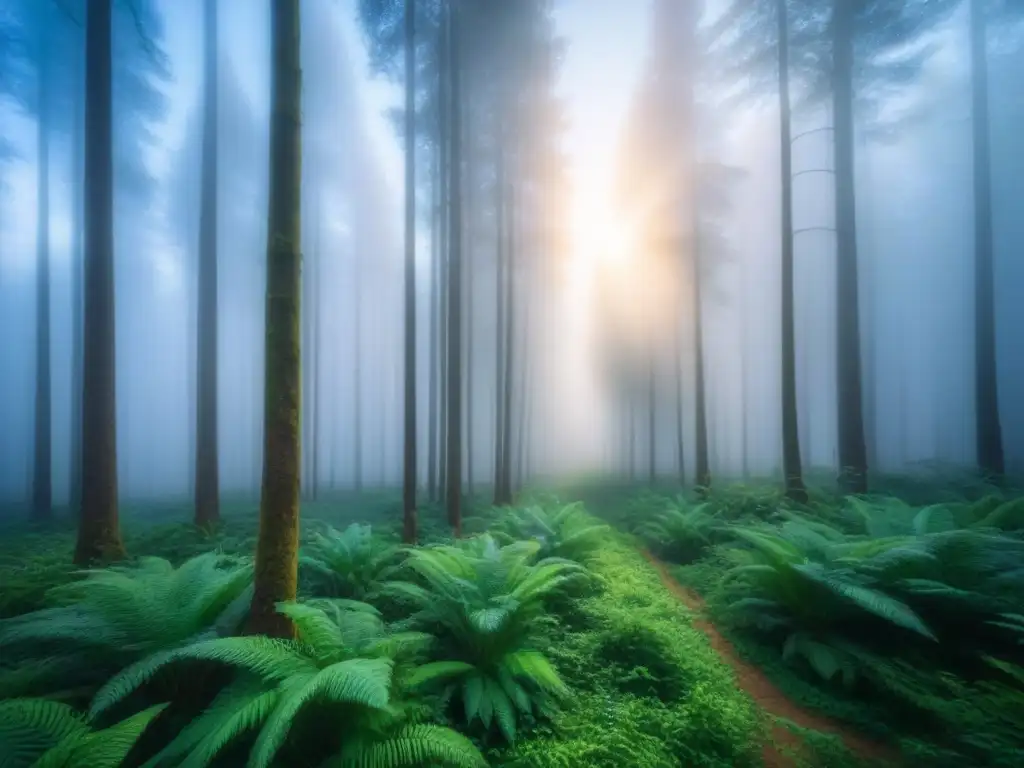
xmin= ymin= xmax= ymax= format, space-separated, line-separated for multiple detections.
xmin=494 ymin=538 xmax=763 ymax=767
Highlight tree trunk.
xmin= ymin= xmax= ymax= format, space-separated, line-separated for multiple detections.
xmin=427 ymin=134 xmax=440 ymax=503
xmin=248 ymin=0 xmax=302 ymax=639
xmin=401 ymin=0 xmax=418 ymax=542
xmin=75 ymin=0 xmax=124 ymax=565
xmin=674 ymin=319 xmax=686 ymax=486
xmin=353 ymin=251 xmax=363 ymax=492
xmin=499 ymin=181 xmax=515 ymax=503
xmin=647 ymin=352 xmax=656 ymax=484
xmin=33 ymin=37 xmax=52 ymax=523
xmin=778 ymin=0 xmax=807 ymax=503
xmin=194 ymin=0 xmax=220 ymax=527
xmin=444 ymin=0 xmax=463 ymax=535
xmin=969 ymin=0 xmax=1003 ymax=478
xmin=437 ymin=8 xmax=450 ymax=502
xmin=69 ymin=68 xmax=84 ymax=515
xmin=831 ymin=0 xmax=868 ymax=493
xmin=492 ymin=142 xmax=507 ymax=505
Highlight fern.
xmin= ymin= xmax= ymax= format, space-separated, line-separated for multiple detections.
xmin=0 ymin=553 xmax=253 ymax=701
xmin=383 ymin=535 xmax=579 ymax=742
xmin=299 ymin=524 xmax=401 ymax=600
xmin=92 ymin=600 xmax=484 ymax=768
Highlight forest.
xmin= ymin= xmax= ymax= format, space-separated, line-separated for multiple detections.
xmin=0 ymin=0 xmax=1022 ymax=766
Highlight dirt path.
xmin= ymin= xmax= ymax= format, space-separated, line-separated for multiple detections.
xmin=641 ymin=551 xmax=898 ymax=768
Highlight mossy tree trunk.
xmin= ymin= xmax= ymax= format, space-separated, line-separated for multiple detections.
xmin=195 ymin=0 xmax=220 ymax=528
xmin=75 ymin=0 xmax=124 ymax=565
xmin=248 ymin=0 xmax=302 ymax=639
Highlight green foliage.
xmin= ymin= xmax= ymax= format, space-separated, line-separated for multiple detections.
xmin=91 ymin=599 xmax=484 ymax=768
xmin=0 ymin=698 xmax=167 ymax=768
xmin=299 ymin=523 xmax=402 ymax=600
xmin=633 ymin=499 xmax=722 ymax=564
xmin=384 ymin=535 xmax=583 ymax=743
xmin=492 ymin=501 xmax=610 ymax=565
xmin=497 ymin=539 xmax=762 ymax=767
xmin=0 ymin=553 xmax=254 ymax=701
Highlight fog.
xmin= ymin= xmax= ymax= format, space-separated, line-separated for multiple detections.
xmin=0 ymin=0 xmax=1021 ymax=515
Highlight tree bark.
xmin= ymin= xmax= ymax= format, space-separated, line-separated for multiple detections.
xmin=401 ymin=0 xmax=418 ymax=542
xmin=969 ymin=0 xmax=1004 ymax=478
xmin=248 ymin=0 xmax=302 ymax=639
xmin=778 ymin=0 xmax=807 ymax=503
xmin=832 ymin=0 xmax=868 ymax=493
xmin=195 ymin=0 xmax=220 ymax=527
xmin=75 ymin=0 xmax=124 ymax=565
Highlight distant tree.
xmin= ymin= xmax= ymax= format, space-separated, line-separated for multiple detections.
xmin=709 ymin=0 xmax=960 ymax=492
xmin=194 ymin=0 xmax=219 ymax=527
xmin=248 ymin=0 xmax=303 ymax=639
xmin=402 ymin=0 xmax=417 ymax=543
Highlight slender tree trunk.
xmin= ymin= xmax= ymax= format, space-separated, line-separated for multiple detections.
xmin=353 ymin=252 xmax=363 ymax=492
xmin=778 ymin=0 xmax=807 ymax=503
xmin=831 ymin=0 xmax=868 ymax=493
xmin=75 ymin=0 xmax=124 ymax=565
xmin=69 ymin=69 xmax=84 ymax=514
xmin=33 ymin=38 xmax=52 ymax=523
xmin=248 ymin=0 xmax=302 ymax=639
xmin=969 ymin=0 xmax=1003 ymax=478
xmin=427 ymin=136 xmax=440 ymax=502
xmin=310 ymin=196 xmax=322 ymax=500
xmin=693 ymin=274 xmax=710 ymax=489
xmin=401 ymin=0 xmax=418 ymax=542
xmin=499 ymin=181 xmax=515 ymax=502
xmin=444 ymin=0 xmax=463 ymax=535
xmin=492 ymin=143 xmax=507 ymax=505
xmin=674 ymin=318 xmax=686 ymax=486
xmin=463 ymin=102 xmax=474 ymax=498
xmin=647 ymin=352 xmax=656 ymax=484
xmin=437 ymin=9 xmax=450 ymax=502
xmin=195 ymin=0 xmax=220 ymax=527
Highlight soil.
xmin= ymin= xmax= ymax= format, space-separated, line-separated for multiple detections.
xmin=641 ymin=551 xmax=899 ymax=768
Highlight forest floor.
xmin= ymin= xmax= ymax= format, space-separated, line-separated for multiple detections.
xmin=641 ymin=550 xmax=898 ymax=768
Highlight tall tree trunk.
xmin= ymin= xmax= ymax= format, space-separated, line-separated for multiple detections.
xmin=353 ymin=251 xmax=363 ymax=492
xmin=492 ymin=142 xmax=507 ymax=505
xmin=310 ymin=196 xmax=322 ymax=500
xmin=33 ymin=38 xmax=52 ymax=523
xmin=401 ymin=0 xmax=418 ymax=542
xmin=69 ymin=68 xmax=84 ymax=514
xmin=463 ymin=102 xmax=474 ymax=498
xmin=969 ymin=0 xmax=1003 ymax=478
xmin=195 ymin=0 xmax=220 ymax=527
xmin=75 ymin=0 xmax=124 ymax=565
xmin=831 ymin=0 xmax=868 ymax=493
xmin=647 ymin=352 xmax=656 ymax=484
xmin=437 ymin=8 xmax=450 ymax=502
xmin=248 ymin=0 xmax=302 ymax=639
xmin=499 ymin=181 xmax=515 ymax=503
xmin=427 ymin=135 xmax=440 ymax=503
xmin=444 ymin=0 xmax=463 ymax=535
xmin=778 ymin=0 xmax=807 ymax=503
xmin=674 ymin=318 xmax=686 ymax=486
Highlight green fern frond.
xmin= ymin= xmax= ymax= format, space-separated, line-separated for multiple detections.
xmin=0 ymin=699 xmax=87 ymax=768
xmin=327 ymin=724 xmax=487 ymax=768
xmin=247 ymin=658 xmax=393 ymax=768
xmin=32 ymin=703 xmax=167 ymax=768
